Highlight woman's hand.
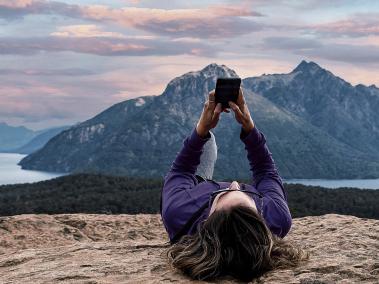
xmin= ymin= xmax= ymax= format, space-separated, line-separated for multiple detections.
xmin=228 ymin=88 xmax=255 ymax=133
xmin=196 ymin=90 xmax=222 ymax=138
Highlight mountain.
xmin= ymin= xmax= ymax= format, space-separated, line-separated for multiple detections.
xmin=14 ymin=126 xmax=71 ymax=154
xmin=19 ymin=62 xmax=379 ymax=179
xmin=243 ymin=60 xmax=379 ymax=159
xmin=0 ymin=122 xmax=36 ymax=151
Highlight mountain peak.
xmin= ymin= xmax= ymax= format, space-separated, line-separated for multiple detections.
xmin=200 ymin=63 xmax=239 ymax=78
xmin=161 ymin=63 xmax=239 ymax=98
xmin=293 ymin=60 xmax=323 ymax=74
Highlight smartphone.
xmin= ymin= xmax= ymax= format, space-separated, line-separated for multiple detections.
xmin=215 ymin=77 xmax=241 ymax=109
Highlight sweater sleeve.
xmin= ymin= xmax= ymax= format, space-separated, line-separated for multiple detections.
xmin=161 ymin=128 xmax=211 ymax=239
xmin=169 ymin=128 xmax=211 ymax=174
xmin=240 ymin=126 xmax=292 ymax=237
xmin=240 ymin=126 xmax=286 ymax=198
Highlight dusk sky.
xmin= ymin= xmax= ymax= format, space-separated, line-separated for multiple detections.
xmin=1 ymin=0 xmax=379 ymax=130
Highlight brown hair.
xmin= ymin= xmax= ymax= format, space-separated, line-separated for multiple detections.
xmin=167 ymin=205 xmax=308 ymax=281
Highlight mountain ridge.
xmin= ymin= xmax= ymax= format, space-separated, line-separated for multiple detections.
xmin=0 ymin=124 xmax=71 ymax=154
xmin=19 ymin=61 xmax=379 ymax=179
xmin=243 ymin=61 xmax=379 ymax=160
xmin=0 ymin=122 xmax=36 ymax=151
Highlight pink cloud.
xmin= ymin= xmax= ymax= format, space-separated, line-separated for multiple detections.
xmin=0 ymin=79 xmax=108 ymax=124
xmin=0 ymin=36 xmax=215 ymax=56
xmin=51 ymin=25 xmax=126 ymax=38
xmin=310 ymin=13 xmax=379 ymax=37
xmin=0 ymin=0 xmax=34 ymax=8
xmin=78 ymin=4 xmax=262 ymax=37
xmin=0 ymin=1 xmax=263 ymax=38
xmin=80 ymin=4 xmax=261 ymax=23
xmin=0 ymin=84 xmax=72 ymax=122
xmin=0 ymin=0 xmax=81 ymax=19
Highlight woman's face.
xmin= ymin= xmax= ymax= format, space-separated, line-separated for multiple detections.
xmin=209 ymin=181 xmax=257 ymax=215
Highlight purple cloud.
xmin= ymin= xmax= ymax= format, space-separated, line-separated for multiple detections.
xmin=0 ymin=68 xmax=96 ymax=76
xmin=307 ymin=13 xmax=379 ymax=37
xmin=0 ymin=0 xmax=81 ymax=19
xmin=0 ymin=1 xmax=263 ymax=38
xmin=0 ymin=36 xmax=217 ymax=56
xmin=262 ymin=36 xmax=379 ymax=64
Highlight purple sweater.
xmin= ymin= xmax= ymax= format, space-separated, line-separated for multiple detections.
xmin=161 ymin=126 xmax=292 ymax=243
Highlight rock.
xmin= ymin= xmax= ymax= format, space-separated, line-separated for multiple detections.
xmin=0 ymin=214 xmax=378 ymax=283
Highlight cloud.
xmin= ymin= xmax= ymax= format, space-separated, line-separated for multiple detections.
xmin=0 ymin=35 xmax=217 ymax=56
xmin=0 ymin=1 xmax=263 ymax=38
xmin=122 ymin=0 xmax=141 ymax=4
xmin=262 ymin=36 xmax=379 ymax=64
xmin=0 ymin=83 xmax=76 ymax=123
xmin=79 ymin=4 xmax=263 ymax=38
xmin=308 ymin=13 xmax=379 ymax=37
xmin=0 ymin=0 xmax=81 ymax=19
xmin=51 ymin=24 xmax=126 ymax=38
xmin=0 ymin=77 xmax=117 ymax=124
xmin=0 ymin=68 xmax=96 ymax=76
xmin=263 ymin=37 xmax=322 ymax=50
xmin=307 ymin=44 xmax=379 ymax=64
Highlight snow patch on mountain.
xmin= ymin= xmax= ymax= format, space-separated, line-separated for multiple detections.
xmin=79 ymin=124 xmax=105 ymax=143
xmin=200 ymin=63 xmax=238 ymax=78
xmin=252 ymin=72 xmax=300 ymax=87
xmin=135 ymin=98 xmax=146 ymax=107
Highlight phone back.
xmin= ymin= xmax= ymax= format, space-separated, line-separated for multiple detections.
xmin=215 ymin=78 xmax=241 ymax=109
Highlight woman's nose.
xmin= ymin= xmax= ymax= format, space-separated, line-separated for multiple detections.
xmin=229 ymin=181 xmax=240 ymax=190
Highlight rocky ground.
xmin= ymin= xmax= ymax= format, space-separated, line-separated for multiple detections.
xmin=0 ymin=214 xmax=378 ymax=283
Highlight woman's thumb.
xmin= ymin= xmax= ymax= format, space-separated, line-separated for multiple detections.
xmin=228 ymin=101 xmax=236 ymax=109
xmin=228 ymin=101 xmax=243 ymax=117
xmin=228 ymin=101 xmax=239 ymax=112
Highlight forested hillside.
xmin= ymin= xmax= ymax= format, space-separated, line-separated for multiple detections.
xmin=0 ymin=174 xmax=378 ymax=219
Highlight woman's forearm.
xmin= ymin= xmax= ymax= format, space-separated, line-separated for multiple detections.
xmin=242 ymin=119 xmax=255 ymax=134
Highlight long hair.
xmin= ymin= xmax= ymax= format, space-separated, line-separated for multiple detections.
xmin=166 ymin=205 xmax=308 ymax=282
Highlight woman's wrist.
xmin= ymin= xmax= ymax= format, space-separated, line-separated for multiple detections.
xmin=196 ymin=124 xmax=210 ymax=138
xmin=242 ymin=119 xmax=255 ymax=133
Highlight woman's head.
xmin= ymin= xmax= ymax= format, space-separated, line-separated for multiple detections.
xmin=209 ymin=181 xmax=258 ymax=214
xmin=167 ymin=204 xmax=308 ymax=281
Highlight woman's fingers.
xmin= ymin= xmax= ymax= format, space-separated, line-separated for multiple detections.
xmin=207 ymin=90 xmax=216 ymax=111
xmin=229 ymin=101 xmax=244 ymax=120
xmin=236 ymin=87 xmax=246 ymax=109
xmin=215 ymin=102 xmax=222 ymax=114
xmin=212 ymin=103 xmax=222 ymax=123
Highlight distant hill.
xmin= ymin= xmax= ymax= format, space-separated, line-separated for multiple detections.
xmin=0 ymin=124 xmax=71 ymax=154
xmin=14 ymin=126 xmax=71 ymax=154
xmin=0 ymin=122 xmax=35 ymax=151
xmin=19 ymin=61 xmax=379 ymax=179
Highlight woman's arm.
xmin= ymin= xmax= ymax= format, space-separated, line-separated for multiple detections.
xmin=161 ymin=128 xmax=211 ymax=237
xmin=161 ymin=91 xmax=222 ymax=239
xmin=240 ymin=126 xmax=286 ymax=198
xmin=229 ymin=89 xmax=291 ymax=237
xmin=228 ymin=88 xmax=286 ymax=198
xmin=164 ymin=90 xmax=222 ymax=183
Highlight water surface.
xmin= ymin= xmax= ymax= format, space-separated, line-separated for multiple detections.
xmin=283 ymin=178 xmax=379 ymax=190
xmin=1 ymin=153 xmax=379 ymax=189
xmin=0 ymin=153 xmax=65 ymax=186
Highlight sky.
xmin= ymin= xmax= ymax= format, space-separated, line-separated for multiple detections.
xmin=1 ymin=0 xmax=379 ymax=130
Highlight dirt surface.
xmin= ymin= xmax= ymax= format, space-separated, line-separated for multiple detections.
xmin=0 ymin=214 xmax=378 ymax=283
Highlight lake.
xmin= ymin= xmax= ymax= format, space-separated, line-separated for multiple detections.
xmin=0 ymin=153 xmax=65 ymax=186
xmin=1 ymin=153 xmax=379 ymax=189
xmin=283 ymin=178 xmax=379 ymax=190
